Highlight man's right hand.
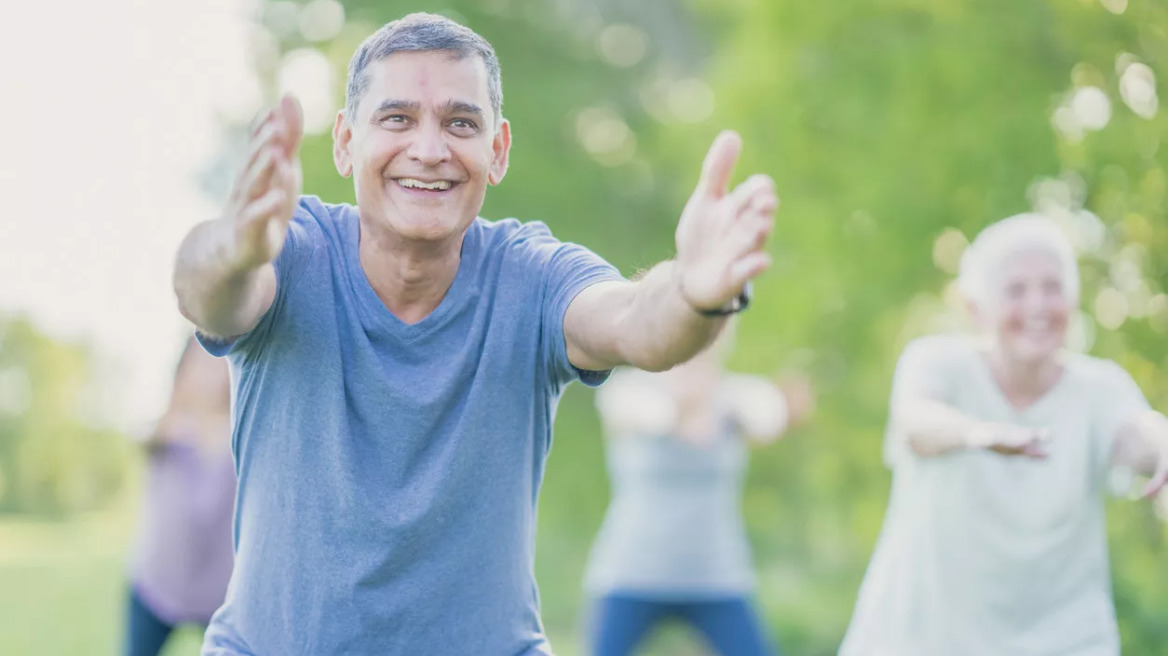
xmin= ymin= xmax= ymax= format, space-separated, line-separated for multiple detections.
xmin=226 ymin=95 xmax=304 ymax=271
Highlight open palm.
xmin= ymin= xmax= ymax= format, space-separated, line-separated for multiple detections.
xmin=675 ymin=131 xmax=778 ymax=311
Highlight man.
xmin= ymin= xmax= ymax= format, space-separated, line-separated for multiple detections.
xmin=174 ymin=13 xmax=777 ymax=656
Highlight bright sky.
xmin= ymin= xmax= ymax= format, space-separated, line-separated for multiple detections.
xmin=0 ymin=0 xmax=262 ymax=432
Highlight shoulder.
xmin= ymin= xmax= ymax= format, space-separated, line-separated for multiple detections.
xmin=291 ymin=196 xmax=354 ymax=241
xmin=475 ymin=217 xmax=561 ymax=251
xmin=899 ymin=333 xmax=977 ymax=366
xmin=1062 ymin=352 xmax=1134 ymax=389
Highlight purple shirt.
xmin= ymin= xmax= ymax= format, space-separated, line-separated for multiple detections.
xmin=130 ymin=440 xmax=236 ymax=625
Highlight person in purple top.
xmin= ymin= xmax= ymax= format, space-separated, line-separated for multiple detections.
xmin=124 ymin=336 xmax=235 ymax=656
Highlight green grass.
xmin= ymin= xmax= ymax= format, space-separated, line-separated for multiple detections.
xmin=0 ymin=506 xmax=715 ymax=656
xmin=0 ymin=505 xmax=203 ymax=656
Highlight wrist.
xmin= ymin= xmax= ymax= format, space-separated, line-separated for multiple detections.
xmin=966 ymin=421 xmax=997 ymax=450
xmin=675 ymin=265 xmax=752 ymax=317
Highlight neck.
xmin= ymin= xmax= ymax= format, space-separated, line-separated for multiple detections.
xmin=984 ymin=344 xmax=1063 ymax=406
xmin=358 ymin=215 xmax=467 ymax=325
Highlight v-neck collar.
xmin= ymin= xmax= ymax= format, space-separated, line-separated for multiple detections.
xmin=344 ymin=211 xmax=481 ymax=341
xmin=972 ymin=344 xmax=1070 ymax=417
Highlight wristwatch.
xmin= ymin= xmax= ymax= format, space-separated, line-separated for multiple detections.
xmin=694 ymin=281 xmax=752 ymax=317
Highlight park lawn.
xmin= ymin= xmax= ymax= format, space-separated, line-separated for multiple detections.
xmin=0 ymin=505 xmax=203 ymax=656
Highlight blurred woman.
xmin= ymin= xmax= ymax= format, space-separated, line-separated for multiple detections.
xmin=124 ymin=337 xmax=235 ymax=656
xmin=584 ymin=326 xmax=814 ymax=656
xmin=840 ymin=214 xmax=1168 ymax=656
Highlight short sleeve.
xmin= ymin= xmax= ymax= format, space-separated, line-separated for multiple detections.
xmin=196 ymin=198 xmax=321 ymax=359
xmin=884 ymin=335 xmax=967 ymax=467
xmin=1091 ymin=361 xmax=1151 ymax=465
xmin=533 ymin=229 xmax=625 ymax=388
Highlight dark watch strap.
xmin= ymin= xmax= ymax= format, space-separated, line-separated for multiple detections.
xmin=695 ymin=281 xmax=752 ymax=317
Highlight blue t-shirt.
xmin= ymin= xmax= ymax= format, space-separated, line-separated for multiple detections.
xmin=198 ymin=197 xmax=623 ymax=655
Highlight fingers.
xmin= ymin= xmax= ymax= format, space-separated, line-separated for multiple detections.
xmin=240 ymin=186 xmax=289 ymax=227
xmin=1021 ymin=440 xmax=1049 ymax=459
xmin=727 ymin=251 xmax=772 ymax=290
xmin=241 ymin=146 xmax=279 ymax=202
xmin=1143 ymin=462 xmax=1168 ymax=498
xmin=250 ymin=107 xmax=275 ymax=138
xmin=278 ymin=94 xmax=305 ymax=158
xmin=696 ymin=131 xmax=742 ymax=200
xmin=725 ymin=174 xmax=777 ymax=218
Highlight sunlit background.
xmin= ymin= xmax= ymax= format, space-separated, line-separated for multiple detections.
xmin=1 ymin=0 xmax=1166 ymax=654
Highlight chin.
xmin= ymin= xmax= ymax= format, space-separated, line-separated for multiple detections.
xmin=388 ymin=213 xmax=469 ymax=242
xmin=1006 ymin=339 xmax=1063 ymax=365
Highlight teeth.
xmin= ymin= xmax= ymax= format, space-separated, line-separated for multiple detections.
xmin=398 ymin=178 xmax=452 ymax=191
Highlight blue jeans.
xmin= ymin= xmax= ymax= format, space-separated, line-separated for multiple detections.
xmin=590 ymin=593 xmax=777 ymax=656
xmin=124 ymin=587 xmax=176 ymax=656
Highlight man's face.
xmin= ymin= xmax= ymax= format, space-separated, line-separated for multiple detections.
xmin=334 ymin=51 xmax=510 ymax=244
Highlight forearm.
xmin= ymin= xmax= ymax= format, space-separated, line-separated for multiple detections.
xmin=173 ymin=217 xmax=275 ymax=339
xmin=1115 ymin=411 xmax=1168 ymax=475
xmin=898 ymin=397 xmax=993 ymax=457
xmin=612 ymin=260 xmax=726 ymax=371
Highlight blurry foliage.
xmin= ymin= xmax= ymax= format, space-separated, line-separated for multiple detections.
xmin=0 ymin=317 xmax=128 ymax=517
xmin=236 ymin=0 xmax=1168 ymax=653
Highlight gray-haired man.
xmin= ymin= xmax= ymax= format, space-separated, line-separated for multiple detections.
xmin=174 ymin=12 xmax=777 ymax=655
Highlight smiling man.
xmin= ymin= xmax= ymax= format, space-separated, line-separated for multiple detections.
xmin=174 ymin=13 xmax=777 ymax=656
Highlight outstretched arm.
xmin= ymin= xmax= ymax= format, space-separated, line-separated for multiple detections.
xmin=1112 ymin=411 xmax=1168 ymax=498
xmin=895 ymin=396 xmax=1050 ymax=458
xmin=564 ymin=131 xmax=777 ymax=372
xmin=174 ymin=96 xmax=304 ymax=338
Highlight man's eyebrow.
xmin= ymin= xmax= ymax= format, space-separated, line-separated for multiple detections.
xmin=442 ymin=100 xmax=485 ymax=119
xmin=373 ymin=99 xmax=421 ymax=114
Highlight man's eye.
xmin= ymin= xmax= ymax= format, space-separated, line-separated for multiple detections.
xmin=381 ymin=115 xmax=409 ymax=125
xmin=450 ymin=119 xmax=478 ymax=131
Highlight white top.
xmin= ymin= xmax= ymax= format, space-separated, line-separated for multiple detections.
xmin=840 ymin=334 xmax=1149 ymax=656
xmin=583 ymin=369 xmax=787 ymax=598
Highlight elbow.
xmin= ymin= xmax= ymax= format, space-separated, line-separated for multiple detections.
xmin=172 ymin=267 xmax=202 ymax=328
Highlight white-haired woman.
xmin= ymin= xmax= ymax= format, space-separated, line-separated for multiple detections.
xmin=839 ymin=214 xmax=1168 ymax=656
xmin=584 ymin=327 xmax=814 ymax=656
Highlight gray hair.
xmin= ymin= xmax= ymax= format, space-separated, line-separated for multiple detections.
xmin=957 ymin=213 xmax=1081 ymax=306
xmin=345 ymin=13 xmax=503 ymax=126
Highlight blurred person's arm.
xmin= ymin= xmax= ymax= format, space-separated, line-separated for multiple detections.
xmin=1112 ymin=411 xmax=1168 ymax=497
xmin=896 ymin=397 xmax=1048 ymax=458
xmin=174 ymin=97 xmax=303 ymax=339
xmin=888 ymin=337 xmax=1047 ymax=460
xmin=723 ymin=375 xmax=816 ymax=444
xmin=564 ymin=132 xmax=776 ymax=373
xmin=594 ymin=369 xmax=677 ymax=438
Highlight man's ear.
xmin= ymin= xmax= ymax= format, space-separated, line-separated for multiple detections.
xmin=333 ymin=110 xmax=353 ymax=178
xmin=488 ymin=119 xmax=511 ymax=186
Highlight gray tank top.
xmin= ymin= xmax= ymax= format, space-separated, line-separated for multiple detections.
xmin=584 ymin=423 xmax=754 ymax=598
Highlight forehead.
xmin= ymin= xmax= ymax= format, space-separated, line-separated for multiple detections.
xmin=360 ymin=51 xmax=490 ymax=113
xmin=997 ymin=248 xmax=1062 ymax=279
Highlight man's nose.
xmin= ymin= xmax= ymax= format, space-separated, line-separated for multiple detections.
xmin=406 ymin=122 xmax=451 ymax=167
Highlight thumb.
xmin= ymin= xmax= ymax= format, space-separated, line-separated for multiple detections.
xmin=278 ymin=94 xmax=305 ymax=157
xmin=696 ymin=130 xmax=742 ymax=200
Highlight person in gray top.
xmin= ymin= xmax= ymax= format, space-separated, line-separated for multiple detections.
xmin=584 ymin=326 xmax=814 ymax=656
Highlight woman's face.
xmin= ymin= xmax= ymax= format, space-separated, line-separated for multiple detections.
xmin=977 ymin=250 xmax=1071 ymax=366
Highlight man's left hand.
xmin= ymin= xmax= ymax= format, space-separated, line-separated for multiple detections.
xmin=674 ymin=131 xmax=778 ymax=313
